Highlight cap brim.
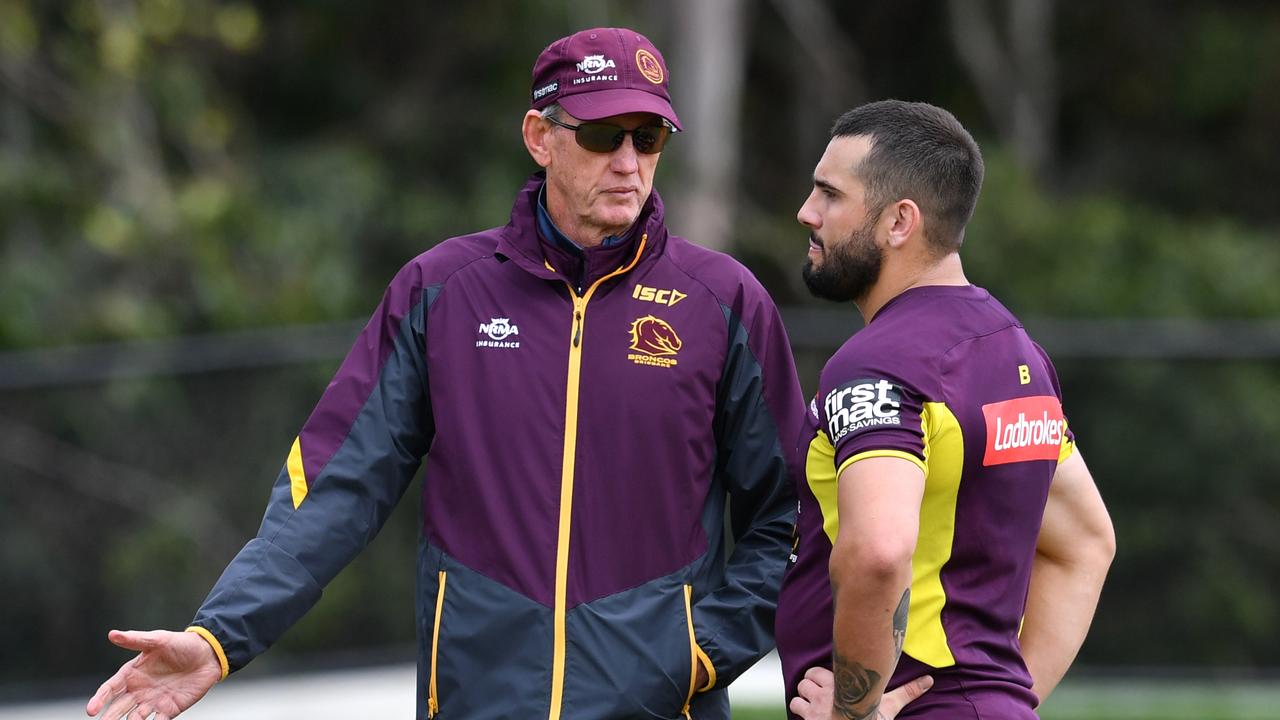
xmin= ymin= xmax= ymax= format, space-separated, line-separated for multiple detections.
xmin=560 ymin=89 xmax=682 ymax=131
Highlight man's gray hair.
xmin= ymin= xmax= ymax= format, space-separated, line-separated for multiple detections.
xmin=540 ymin=103 xmax=562 ymax=120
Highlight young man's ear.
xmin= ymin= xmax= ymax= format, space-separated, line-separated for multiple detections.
xmin=884 ymin=199 xmax=921 ymax=249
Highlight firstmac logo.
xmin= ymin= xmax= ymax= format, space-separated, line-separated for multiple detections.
xmin=532 ymin=82 xmax=558 ymax=101
xmin=824 ymin=379 xmax=902 ymax=443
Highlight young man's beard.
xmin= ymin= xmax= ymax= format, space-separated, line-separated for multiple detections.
xmin=802 ymin=218 xmax=883 ymax=303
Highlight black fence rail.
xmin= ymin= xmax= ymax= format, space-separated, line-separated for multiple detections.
xmin=5 ymin=312 xmax=1280 ymax=390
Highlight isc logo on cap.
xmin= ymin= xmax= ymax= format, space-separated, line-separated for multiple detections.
xmin=982 ymin=395 xmax=1064 ymax=466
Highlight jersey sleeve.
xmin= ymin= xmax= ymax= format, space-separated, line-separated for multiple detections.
xmin=818 ymin=343 xmax=929 ymax=477
xmin=1032 ymin=341 xmax=1077 ymax=462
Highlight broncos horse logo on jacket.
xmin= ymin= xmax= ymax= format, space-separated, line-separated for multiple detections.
xmin=629 ymin=315 xmax=682 ymax=356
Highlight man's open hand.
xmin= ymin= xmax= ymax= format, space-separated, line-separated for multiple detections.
xmin=85 ymin=629 xmax=222 ymax=720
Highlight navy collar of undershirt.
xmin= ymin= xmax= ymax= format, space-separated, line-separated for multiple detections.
xmin=536 ymin=184 xmax=633 ymax=253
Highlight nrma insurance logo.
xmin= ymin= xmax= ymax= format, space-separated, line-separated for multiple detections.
xmin=573 ymin=54 xmax=619 ymax=86
xmin=477 ymin=317 xmax=520 ymax=349
xmin=577 ymin=54 xmax=616 ymax=74
xmin=627 ymin=315 xmax=681 ymax=368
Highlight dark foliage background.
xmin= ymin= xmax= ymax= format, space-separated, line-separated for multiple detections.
xmin=2 ymin=0 xmax=1278 ymax=692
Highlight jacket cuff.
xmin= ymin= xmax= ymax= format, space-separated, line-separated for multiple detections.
xmin=185 ymin=626 xmax=230 ymax=681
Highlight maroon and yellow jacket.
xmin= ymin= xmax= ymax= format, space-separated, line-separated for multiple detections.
xmin=188 ymin=175 xmax=805 ymax=719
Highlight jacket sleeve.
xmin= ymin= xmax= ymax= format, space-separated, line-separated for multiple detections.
xmin=691 ymin=289 xmax=804 ymax=688
xmin=188 ymin=263 xmax=435 ymax=677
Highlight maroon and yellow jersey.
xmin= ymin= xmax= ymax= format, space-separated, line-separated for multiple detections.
xmin=776 ymin=285 xmax=1075 ymax=718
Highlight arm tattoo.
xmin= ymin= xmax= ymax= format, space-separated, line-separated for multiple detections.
xmin=892 ymin=588 xmax=910 ymax=662
xmin=833 ymin=589 xmax=911 ymax=720
xmin=832 ymin=650 xmax=881 ymax=720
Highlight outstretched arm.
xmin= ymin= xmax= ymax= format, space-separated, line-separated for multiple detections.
xmin=185 ymin=264 xmax=434 ymax=673
xmin=87 ymin=263 xmax=435 ymax=717
xmin=1020 ymin=450 xmax=1115 ymax=703
xmin=85 ymin=630 xmax=222 ymax=720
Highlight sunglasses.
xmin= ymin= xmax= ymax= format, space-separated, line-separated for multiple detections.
xmin=545 ymin=116 xmax=673 ymax=154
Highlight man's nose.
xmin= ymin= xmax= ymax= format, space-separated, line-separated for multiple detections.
xmin=610 ymin=133 xmax=641 ymax=173
xmin=797 ymin=193 xmax=821 ymax=228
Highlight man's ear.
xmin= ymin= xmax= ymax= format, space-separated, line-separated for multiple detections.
xmin=523 ymin=110 xmax=553 ymax=168
xmin=885 ymin=199 xmax=921 ymax=250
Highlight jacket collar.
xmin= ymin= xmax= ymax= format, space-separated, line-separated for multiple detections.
xmin=495 ymin=173 xmax=668 ymax=289
xmin=536 ymin=184 xmax=632 ymax=252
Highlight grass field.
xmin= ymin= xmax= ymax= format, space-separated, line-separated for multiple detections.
xmin=4 ymin=669 xmax=1277 ymax=719
xmin=729 ymin=677 xmax=1280 ymax=719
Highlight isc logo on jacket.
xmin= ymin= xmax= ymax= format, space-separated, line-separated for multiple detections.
xmin=632 ymin=283 xmax=687 ymax=306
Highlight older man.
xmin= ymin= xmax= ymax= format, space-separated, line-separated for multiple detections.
xmin=87 ymin=27 xmax=805 ymax=720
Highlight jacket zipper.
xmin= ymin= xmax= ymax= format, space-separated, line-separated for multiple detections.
xmin=682 ymin=584 xmax=698 ymax=719
xmin=428 ymin=570 xmax=448 ymax=718
xmin=547 ymin=234 xmax=647 ymax=720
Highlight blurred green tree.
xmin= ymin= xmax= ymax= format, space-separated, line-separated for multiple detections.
xmin=2 ymin=0 xmax=1279 ymax=689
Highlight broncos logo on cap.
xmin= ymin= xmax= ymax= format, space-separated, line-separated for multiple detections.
xmin=635 ymin=48 xmax=664 ymax=84
xmin=628 ymin=315 xmax=681 ymax=357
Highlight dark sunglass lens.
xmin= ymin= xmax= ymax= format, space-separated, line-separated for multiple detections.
xmin=576 ymin=123 xmax=626 ymax=152
xmin=632 ymin=128 xmax=655 ymax=153
xmin=571 ymin=122 xmax=670 ymax=154
xmin=632 ymin=126 xmax=668 ymax=154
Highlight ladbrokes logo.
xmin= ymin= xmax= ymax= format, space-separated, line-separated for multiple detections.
xmin=627 ymin=315 xmax=681 ymax=368
xmin=824 ymin=379 xmax=902 ymax=444
xmin=981 ymin=395 xmax=1064 ymax=466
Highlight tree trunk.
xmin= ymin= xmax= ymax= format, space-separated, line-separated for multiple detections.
xmin=948 ymin=0 xmax=1057 ymax=182
xmin=667 ymin=0 xmax=748 ymax=252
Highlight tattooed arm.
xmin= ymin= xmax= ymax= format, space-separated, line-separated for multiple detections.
xmin=829 ymin=456 xmax=925 ymax=720
xmin=831 ymin=589 xmax=910 ymax=719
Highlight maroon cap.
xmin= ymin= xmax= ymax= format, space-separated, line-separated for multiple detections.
xmin=530 ymin=27 xmax=682 ymax=131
